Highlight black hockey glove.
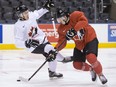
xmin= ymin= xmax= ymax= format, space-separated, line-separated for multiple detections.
xmin=25 ymin=39 xmax=39 ymax=48
xmin=43 ymin=0 xmax=54 ymax=10
xmin=66 ymin=28 xmax=77 ymax=40
xmin=77 ymin=29 xmax=85 ymax=40
xmin=46 ymin=50 xmax=58 ymax=62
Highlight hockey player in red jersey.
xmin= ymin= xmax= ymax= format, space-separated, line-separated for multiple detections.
xmin=55 ymin=8 xmax=108 ymax=84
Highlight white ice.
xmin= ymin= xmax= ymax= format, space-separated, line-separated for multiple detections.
xmin=0 ymin=48 xmax=116 ymax=87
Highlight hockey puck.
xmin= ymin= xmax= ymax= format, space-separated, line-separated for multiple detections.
xmin=17 ymin=79 xmax=21 ymax=82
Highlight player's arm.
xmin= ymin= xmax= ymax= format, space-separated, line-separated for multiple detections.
xmin=33 ymin=0 xmax=54 ymax=19
xmin=72 ymin=11 xmax=88 ymax=31
xmin=66 ymin=11 xmax=87 ymax=40
xmin=73 ymin=11 xmax=87 ymax=40
xmin=33 ymin=8 xmax=48 ymax=19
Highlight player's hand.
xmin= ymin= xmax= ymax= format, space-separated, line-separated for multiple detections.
xmin=25 ymin=39 xmax=39 ymax=48
xmin=46 ymin=50 xmax=58 ymax=62
xmin=43 ymin=0 xmax=54 ymax=10
xmin=66 ymin=28 xmax=77 ymax=40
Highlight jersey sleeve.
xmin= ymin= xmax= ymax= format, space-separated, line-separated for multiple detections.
xmin=71 ymin=11 xmax=88 ymax=31
xmin=33 ymin=8 xmax=48 ymax=19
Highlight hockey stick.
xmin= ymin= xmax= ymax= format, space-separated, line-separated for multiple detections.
xmin=18 ymin=39 xmax=66 ymax=82
xmin=50 ymin=0 xmax=57 ymax=36
xmin=51 ymin=16 xmax=57 ymax=36
xmin=18 ymin=60 xmax=48 ymax=82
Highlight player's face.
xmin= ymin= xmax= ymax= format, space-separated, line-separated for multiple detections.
xmin=20 ymin=10 xmax=29 ymax=20
xmin=57 ymin=16 xmax=68 ymax=25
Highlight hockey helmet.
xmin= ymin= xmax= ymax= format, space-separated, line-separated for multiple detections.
xmin=16 ymin=5 xmax=28 ymax=14
xmin=56 ymin=8 xmax=69 ymax=18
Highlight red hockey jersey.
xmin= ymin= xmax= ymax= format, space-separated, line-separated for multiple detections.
xmin=55 ymin=11 xmax=97 ymax=51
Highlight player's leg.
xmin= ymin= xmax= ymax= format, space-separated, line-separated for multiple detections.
xmin=44 ymin=43 xmax=63 ymax=78
xmin=85 ymin=38 xmax=107 ymax=84
xmin=72 ymin=47 xmax=97 ymax=81
xmin=32 ymin=42 xmax=63 ymax=78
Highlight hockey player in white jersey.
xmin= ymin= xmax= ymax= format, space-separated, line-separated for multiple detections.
xmin=14 ymin=0 xmax=65 ymax=78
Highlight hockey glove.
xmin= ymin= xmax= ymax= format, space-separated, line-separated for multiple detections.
xmin=43 ymin=0 xmax=54 ymax=10
xmin=66 ymin=28 xmax=77 ymax=40
xmin=77 ymin=29 xmax=85 ymax=40
xmin=25 ymin=39 xmax=39 ymax=48
xmin=47 ymin=50 xmax=58 ymax=62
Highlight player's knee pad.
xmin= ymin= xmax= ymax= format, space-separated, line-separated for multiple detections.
xmin=86 ymin=53 xmax=97 ymax=64
xmin=73 ymin=62 xmax=91 ymax=71
xmin=44 ymin=44 xmax=55 ymax=53
xmin=86 ymin=53 xmax=101 ymax=69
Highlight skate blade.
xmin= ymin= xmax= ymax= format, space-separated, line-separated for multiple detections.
xmin=49 ymin=76 xmax=63 ymax=80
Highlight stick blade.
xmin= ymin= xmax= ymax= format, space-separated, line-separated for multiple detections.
xmin=19 ymin=76 xmax=29 ymax=82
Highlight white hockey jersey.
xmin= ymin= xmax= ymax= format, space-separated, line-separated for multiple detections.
xmin=14 ymin=8 xmax=49 ymax=51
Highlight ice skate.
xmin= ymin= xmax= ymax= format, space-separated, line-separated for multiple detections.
xmin=48 ymin=68 xmax=63 ymax=78
xmin=90 ymin=69 xmax=97 ymax=81
xmin=99 ymin=75 xmax=108 ymax=84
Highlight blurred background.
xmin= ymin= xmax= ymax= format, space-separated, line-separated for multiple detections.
xmin=0 ymin=0 xmax=116 ymax=50
xmin=0 ymin=0 xmax=116 ymax=24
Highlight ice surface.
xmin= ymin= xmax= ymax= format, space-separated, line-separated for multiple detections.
xmin=0 ymin=48 xmax=116 ymax=87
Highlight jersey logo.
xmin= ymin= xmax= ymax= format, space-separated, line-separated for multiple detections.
xmin=28 ymin=27 xmax=38 ymax=37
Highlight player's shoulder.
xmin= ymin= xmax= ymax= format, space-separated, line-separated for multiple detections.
xmin=14 ymin=19 xmax=24 ymax=28
xmin=71 ymin=11 xmax=84 ymax=15
xmin=14 ymin=19 xmax=20 ymax=26
xmin=70 ymin=11 xmax=84 ymax=19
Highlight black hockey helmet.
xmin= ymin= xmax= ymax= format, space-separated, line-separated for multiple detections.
xmin=16 ymin=5 xmax=28 ymax=14
xmin=56 ymin=8 xmax=69 ymax=18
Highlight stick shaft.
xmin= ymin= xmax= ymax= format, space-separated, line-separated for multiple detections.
xmin=25 ymin=39 xmax=66 ymax=81
xmin=51 ymin=17 xmax=57 ymax=36
xmin=28 ymin=60 xmax=48 ymax=81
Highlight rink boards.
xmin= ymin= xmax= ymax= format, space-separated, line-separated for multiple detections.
xmin=0 ymin=24 xmax=116 ymax=50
